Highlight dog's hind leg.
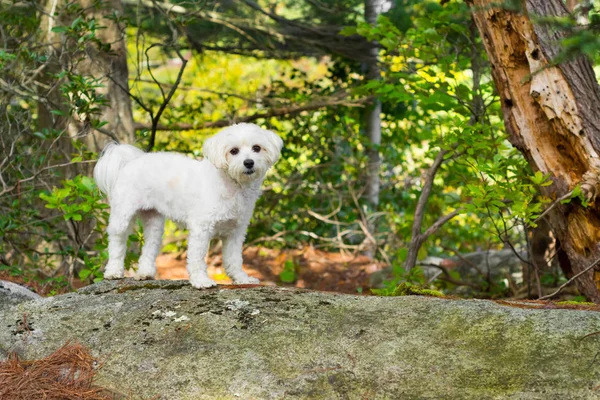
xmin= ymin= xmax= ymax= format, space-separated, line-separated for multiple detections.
xmin=104 ymin=204 xmax=137 ymax=280
xmin=186 ymin=227 xmax=217 ymax=289
xmin=136 ymin=210 xmax=165 ymax=280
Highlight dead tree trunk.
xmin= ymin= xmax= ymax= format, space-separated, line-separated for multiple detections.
xmin=469 ymin=0 xmax=600 ymax=302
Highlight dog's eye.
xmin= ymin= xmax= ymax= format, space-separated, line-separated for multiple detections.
xmin=252 ymin=145 xmax=261 ymax=153
xmin=230 ymin=148 xmax=239 ymax=155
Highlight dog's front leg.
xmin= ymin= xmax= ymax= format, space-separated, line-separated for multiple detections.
xmin=222 ymin=227 xmax=260 ymax=285
xmin=186 ymin=227 xmax=217 ymax=289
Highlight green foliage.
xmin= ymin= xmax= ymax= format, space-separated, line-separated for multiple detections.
xmin=371 ymin=266 xmax=427 ymax=296
xmin=40 ymin=176 xmax=102 ymax=222
xmin=279 ymin=260 xmax=298 ymax=283
xmin=38 ymin=175 xmax=142 ymax=283
xmin=0 ymin=0 xmax=136 ymax=290
xmin=57 ymin=72 xmax=109 ymax=125
xmin=350 ymin=0 xmax=567 ymax=297
xmin=38 ymin=176 xmax=108 ymax=283
xmin=569 ymin=295 xmax=591 ymax=303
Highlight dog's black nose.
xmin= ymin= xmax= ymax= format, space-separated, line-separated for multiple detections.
xmin=244 ymin=159 xmax=254 ymax=169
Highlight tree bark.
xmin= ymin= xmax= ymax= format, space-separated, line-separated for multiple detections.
xmin=363 ymin=0 xmax=383 ymax=210
xmin=469 ymin=0 xmax=600 ymax=302
xmin=362 ymin=0 xmax=384 ymax=256
xmin=39 ymin=0 xmax=134 ymax=153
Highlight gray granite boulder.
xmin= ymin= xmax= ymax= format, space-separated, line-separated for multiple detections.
xmin=1 ymin=279 xmax=600 ymax=399
xmin=0 ymin=279 xmax=41 ymax=311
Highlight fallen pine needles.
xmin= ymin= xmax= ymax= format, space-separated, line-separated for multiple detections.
xmin=0 ymin=341 xmax=116 ymax=400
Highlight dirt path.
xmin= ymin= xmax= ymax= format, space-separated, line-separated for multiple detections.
xmin=156 ymin=246 xmax=383 ymax=294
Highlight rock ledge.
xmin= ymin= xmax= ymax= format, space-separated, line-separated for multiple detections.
xmin=2 ymin=279 xmax=600 ymax=399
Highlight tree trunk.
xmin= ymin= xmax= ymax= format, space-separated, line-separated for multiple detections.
xmin=362 ymin=0 xmax=384 ymax=256
xmin=469 ymin=0 xmax=600 ymax=302
xmin=39 ymin=0 xmax=134 ymax=153
xmin=79 ymin=0 xmax=135 ymax=149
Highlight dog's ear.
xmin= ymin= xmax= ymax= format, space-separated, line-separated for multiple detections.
xmin=262 ymin=129 xmax=284 ymax=164
xmin=203 ymin=133 xmax=227 ymax=169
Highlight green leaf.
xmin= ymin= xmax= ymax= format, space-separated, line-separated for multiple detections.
xmin=71 ymin=17 xmax=83 ymax=29
xmin=339 ymin=26 xmax=356 ymax=36
xmin=80 ymin=176 xmax=95 ymax=191
xmin=79 ymin=268 xmax=92 ymax=280
xmin=69 ymin=213 xmax=82 ymax=221
xmin=279 ymin=269 xmax=296 ymax=283
xmin=279 ymin=260 xmax=297 ymax=283
xmin=396 ymin=248 xmax=408 ymax=262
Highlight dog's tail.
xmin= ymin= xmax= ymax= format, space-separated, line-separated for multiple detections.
xmin=93 ymin=142 xmax=144 ymax=198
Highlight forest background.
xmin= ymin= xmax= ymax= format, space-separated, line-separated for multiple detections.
xmin=2 ymin=0 xmax=600 ymax=301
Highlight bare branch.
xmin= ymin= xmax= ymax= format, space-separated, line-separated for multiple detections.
xmin=421 ymin=208 xmax=464 ymax=240
xmin=532 ymin=190 xmax=574 ymax=225
xmin=122 ymin=0 xmax=373 ymax=62
xmin=418 ymin=262 xmax=483 ymax=290
xmin=307 ymin=209 xmax=352 ymax=226
xmin=539 ymin=255 xmax=600 ymax=300
xmin=403 ymin=148 xmax=452 ymax=271
xmin=133 ymin=95 xmax=371 ymax=131
xmin=0 ymin=160 xmax=96 ymax=197
xmin=147 ymin=47 xmax=188 ymax=151
xmin=134 ymin=79 xmax=271 ymax=104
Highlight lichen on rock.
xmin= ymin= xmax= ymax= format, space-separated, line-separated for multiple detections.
xmin=391 ymin=282 xmax=445 ymax=297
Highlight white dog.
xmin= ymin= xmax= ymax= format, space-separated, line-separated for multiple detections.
xmin=93 ymin=123 xmax=283 ymax=289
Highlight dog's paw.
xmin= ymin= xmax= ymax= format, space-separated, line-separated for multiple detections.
xmin=233 ymin=274 xmax=260 ymax=285
xmin=189 ymin=275 xmax=217 ymax=289
xmin=136 ymin=265 xmax=156 ymax=280
xmin=104 ymin=262 xmax=124 ymax=280
xmin=135 ymin=272 xmax=155 ymax=281
xmin=104 ymin=271 xmax=124 ymax=280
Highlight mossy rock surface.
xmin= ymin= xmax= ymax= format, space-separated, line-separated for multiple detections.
xmin=390 ymin=282 xmax=445 ymax=297
xmin=2 ymin=279 xmax=600 ymax=399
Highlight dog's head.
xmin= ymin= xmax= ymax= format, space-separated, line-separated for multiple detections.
xmin=203 ymin=123 xmax=284 ymax=184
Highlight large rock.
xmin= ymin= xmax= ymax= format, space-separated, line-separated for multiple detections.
xmin=2 ymin=279 xmax=600 ymax=399
xmin=0 ymin=279 xmax=41 ymax=311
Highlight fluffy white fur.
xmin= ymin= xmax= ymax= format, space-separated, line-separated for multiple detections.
xmin=93 ymin=123 xmax=283 ymax=289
